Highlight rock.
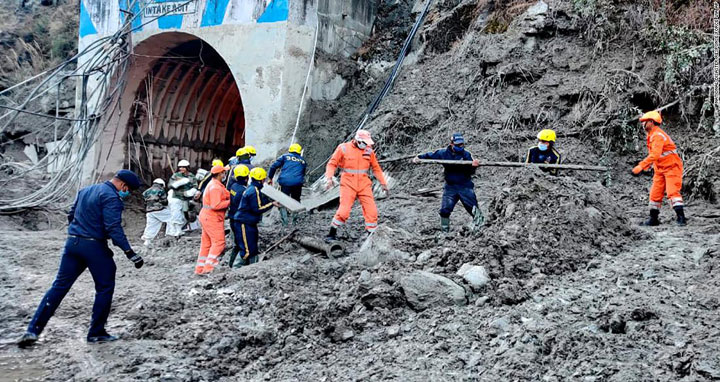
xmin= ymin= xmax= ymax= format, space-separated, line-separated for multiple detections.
xmin=475 ymin=296 xmax=489 ymax=306
xmin=456 ymin=264 xmax=490 ymax=290
xmin=387 ymin=325 xmax=400 ymax=338
xmin=399 ymin=271 xmax=467 ymax=311
xmin=357 ymin=225 xmax=413 ymax=266
xmin=416 ymin=250 xmax=433 ymax=264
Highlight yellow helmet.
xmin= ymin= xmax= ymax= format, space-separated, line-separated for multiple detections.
xmin=245 ymin=145 xmax=257 ymax=156
xmin=236 ymin=147 xmax=247 ymax=157
xmin=211 ymin=159 xmax=224 ymax=167
xmin=233 ymin=164 xmax=250 ymax=179
xmin=289 ymin=143 xmax=302 ymax=154
xmin=537 ymin=129 xmax=556 ymax=142
xmin=249 ymin=167 xmax=267 ymax=181
xmin=639 ymin=110 xmax=662 ymax=124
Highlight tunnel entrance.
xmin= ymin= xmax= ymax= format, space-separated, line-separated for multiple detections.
xmin=125 ymin=34 xmax=244 ymax=183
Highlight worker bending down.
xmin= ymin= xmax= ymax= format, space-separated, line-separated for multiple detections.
xmin=526 ymin=129 xmax=562 ymax=175
xmin=268 ymin=143 xmax=307 ymax=226
xmin=141 ymin=178 xmax=172 ymax=246
xmin=325 ymin=129 xmax=389 ymax=242
xmin=632 ymin=110 xmax=686 ymax=226
xmin=414 ymin=133 xmax=483 ymax=232
xmin=195 ymin=165 xmax=230 ymax=275
xmin=233 ymin=168 xmax=276 ymax=266
xmin=227 ymin=164 xmax=250 ymax=268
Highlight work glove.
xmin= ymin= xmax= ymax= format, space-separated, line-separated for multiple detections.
xmin=382 ymin=184 xmax=390 ymax=196
xmin=125 ymin=249 xmax=144 ymax=269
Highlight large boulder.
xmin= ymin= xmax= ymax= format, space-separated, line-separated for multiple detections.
xmin=357 ymin=225 xmax=413 ymax=266
xmin=399 ymin=271 xmax=467 ymax=311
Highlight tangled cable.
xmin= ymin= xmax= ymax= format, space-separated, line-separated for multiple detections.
xmin=0 ymin=0 xmax=196 ymax=213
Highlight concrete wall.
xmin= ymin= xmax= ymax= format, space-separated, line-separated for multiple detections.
xmin=78 ymin=0 xmax=374 ymax=181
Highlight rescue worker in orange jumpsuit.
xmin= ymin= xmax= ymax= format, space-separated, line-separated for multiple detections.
xmin=632 ymin=110 xmax=686 ymax=226
xmin=324 ymin=129 xmax=389 ymax=242
xmin=195 ymin=165 xmax=230 ymax=274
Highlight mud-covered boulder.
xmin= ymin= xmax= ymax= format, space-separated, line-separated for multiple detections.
xmin=357 ymin=225 xmax=414 ymax=266
xmin=399 ymin=271 xmax=467 ymax=310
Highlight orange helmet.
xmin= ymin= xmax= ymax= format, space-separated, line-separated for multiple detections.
xmin=639 ymin=110 xmax=662 ymax=124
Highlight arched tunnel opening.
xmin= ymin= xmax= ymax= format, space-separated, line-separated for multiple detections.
xmin=125 ymin=34 xmax=244 ymax=183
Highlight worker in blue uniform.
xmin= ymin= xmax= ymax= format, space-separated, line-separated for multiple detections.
xmin=268 ymin=143 xmax=307 ymax=226
xmin=18 ymin=170 xmax=144 ymax=347
xmin=227 ymin=164 xmax=250 ymax=268
xmin=414 ymin=133 xmax=483 ymax=232
xmin=232 ymin=168 xmax=276 ymax=266
xmin=526 ymin=129 xmax=562 ymax=175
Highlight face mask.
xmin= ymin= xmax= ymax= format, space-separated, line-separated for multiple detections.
xmin=118 ymin=190 xmax=130 ymax=199
xmin=538 ymin=143 xmax=549 ymax=151
xmin=357 ymin=142 xmax=367 ymax=149
xmin=452 ymin=145 xmax=464 ymax=153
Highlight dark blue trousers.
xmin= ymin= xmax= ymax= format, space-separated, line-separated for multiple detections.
xmin=27 ymin=237 xmax=116 ymax=338
xmin=232 ymin=221 xmax=259 ymax=266
xmin=440 ymin=183 xmax=478 ymax=218
xmin=280 ymin=184 xmax=303 ymax=201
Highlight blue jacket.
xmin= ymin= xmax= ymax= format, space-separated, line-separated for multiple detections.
xmin=233 ymin=181 xmax=274 ymax=225
xmin=268 ymin=153 xmax=306 ymax=187
xmin=526 ymin=146 xmax=562 ymax=175
xmin=418 ymin=146 xmax=476 ymax=187
xmin=67 ymin=181 xmax=131 ymax=252
xmin=228 ymin=180 xmax=247 ymax=219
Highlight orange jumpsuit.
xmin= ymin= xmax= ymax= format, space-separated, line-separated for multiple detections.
xmin=195 ymin=178 xmax=230 ymax=274
xmin=634 ymin=126 xmax=684 ymax=210
xmin=326 ymin=142 xmax=388 ymax=233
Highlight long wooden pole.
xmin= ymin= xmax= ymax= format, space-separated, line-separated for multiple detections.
xmin=415 ymin=159 xmax=608 ymax=171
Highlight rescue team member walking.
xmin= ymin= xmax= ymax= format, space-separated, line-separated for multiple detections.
xmin=324 ymin=130 xmax=389 ymax=242
xmin=233 ymin=168 xmax=276 ymax=266
xmin=526 ymin=129 xmax=562 ymax=176
xmin=18 ymin=170 xmax=145 ymax=347
xmin=268 ymin=143 xmax=307 ymax=226
xmin=195 ymin=165 xmax=230 ymax=275
xmin=414 ymin=133 xmax=483 ymax=232
xmin=227 ymin=164 xmax=250 ymax=268
xmin=632 ymin=110 xmax=687 ymax=226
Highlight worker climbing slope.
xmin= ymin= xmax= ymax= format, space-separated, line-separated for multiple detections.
xmin=195 ymin=165 xmax=230 ymax=275
xmin=325 ymin=130 xmax=389 ymax=241
xmin=227 ymin=164 xmax=250 ymax=268
xmin=268 ymin=143 xmax=307 ymax=227
xmin=526 ymin=129 xmax=562 ymax=175
xmin=17 ymin=170 xmax=144 ymax=347
xmin=233 ymin=168 xmax=277 ymax=266
xmin=414 ymin=133 xmax=483 ymax=232
xmin=631 ymin=110 xmax=687 ymax=226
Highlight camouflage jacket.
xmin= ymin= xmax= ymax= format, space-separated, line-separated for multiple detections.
xmin=169 ymin=171 xmax=197 ymax=201
xmin=142 ymin=184 xmax=168 ymax=212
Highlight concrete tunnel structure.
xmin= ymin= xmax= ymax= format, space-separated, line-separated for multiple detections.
xmin=79 ymin=0 xmax=378 ymax=183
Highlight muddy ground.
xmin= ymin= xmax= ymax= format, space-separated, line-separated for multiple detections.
xmin=1 ymin=0 xmax=719 ymax=380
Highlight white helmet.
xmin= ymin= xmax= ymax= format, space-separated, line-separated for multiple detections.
xmin=177 ymin=159 xmax=190 ymax=168
xmin=152 ymin=178 xmax=165 ymax=187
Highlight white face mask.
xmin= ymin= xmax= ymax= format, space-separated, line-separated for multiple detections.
xmin=357 ymin=141 xmax=367 ymax=149
xmin=538 ymin=143 xmax=549 ymax=151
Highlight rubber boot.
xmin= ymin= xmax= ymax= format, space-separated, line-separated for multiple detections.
xmin=640 ymin=209 xmax=661 ymax=226
xmin=440 ymin=217 xmax=450 ymax=233
xmin=291 ymin=213 xmax=299 ymax=226
xmin=279 ymin=208 xmax=289 ymax=227
xmin=471 ymin=206 xmax=485 ymax=231
xmin=674 ymin=206 xmax=687 ymax=226
xmin=325 ymin=227 xmax=338 ymax=243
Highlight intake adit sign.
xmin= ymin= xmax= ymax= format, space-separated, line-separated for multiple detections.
xmin=144 ymin=1 xmax=197 ymax=18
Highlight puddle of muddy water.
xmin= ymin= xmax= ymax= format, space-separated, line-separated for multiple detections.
xmin=0 ymin=354 xmax=47 ymax=381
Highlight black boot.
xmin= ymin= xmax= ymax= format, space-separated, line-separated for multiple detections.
xmin=324 ymin=227 xmax=338 ymax=243
xmin=674 ymin=206 xmax=687 ymax=226
xmin=640 ymin=209 xmax=660 ymax=226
